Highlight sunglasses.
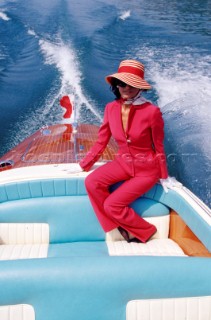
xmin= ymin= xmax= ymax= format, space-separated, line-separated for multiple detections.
xmin=116 ymin=80 xmax=128 ymax=88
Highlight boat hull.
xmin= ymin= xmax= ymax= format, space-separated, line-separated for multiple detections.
xmin=0 ymin=124 xmax=210 ymax=320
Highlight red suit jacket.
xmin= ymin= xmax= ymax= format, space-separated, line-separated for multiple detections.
xmin=80 ymin=100 xmax=168 ymax=179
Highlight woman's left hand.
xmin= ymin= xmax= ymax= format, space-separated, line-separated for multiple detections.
xmin=160 ymin=176 xmax=182 ymax=193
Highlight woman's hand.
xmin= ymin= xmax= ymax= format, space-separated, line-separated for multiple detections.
xmin=160 ymin=176 xmax=182 ymax=193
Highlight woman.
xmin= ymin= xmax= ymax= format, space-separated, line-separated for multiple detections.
xmin=74 ymin=59 xmax=174 ymax=242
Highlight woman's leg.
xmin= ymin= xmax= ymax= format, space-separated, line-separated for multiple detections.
xmin=103 ymin=175 xmax=158 ymax=242
xmin=85 ymin=160 xmax=130 ymax=232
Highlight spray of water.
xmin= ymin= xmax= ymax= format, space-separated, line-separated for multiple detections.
xmin=119 ymin=10 xmax=131 ymax=20
xmin=145 ymin=50 xmax=211 ymax=154
xmin=137 ymin=47 xmax=211 ymax=205
xmin=39 ymin=37 xmax=102 ymax=123
xmin=0 ymin=11 xmax=10 ymax=21
xmin=4 ymin=32 xmax=102 ymax=153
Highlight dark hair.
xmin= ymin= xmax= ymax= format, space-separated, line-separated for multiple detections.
xmin=110 ymin=78 xmax=121 ymax=99
xmin=109 ymin=78 xmax=147 ymax=99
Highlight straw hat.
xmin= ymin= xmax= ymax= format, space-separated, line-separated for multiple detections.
xmin=105 ymin=59 xmax=151 ymax=90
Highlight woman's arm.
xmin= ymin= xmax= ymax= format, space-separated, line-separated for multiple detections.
xmin=151 ymin=107 xmax=168 ymax=179
xmin=79 ymin=105 xmax=112 ymax=171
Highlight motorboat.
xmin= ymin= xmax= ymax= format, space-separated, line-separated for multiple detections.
xmin=0 ymin=97 xmax=210 ymax=320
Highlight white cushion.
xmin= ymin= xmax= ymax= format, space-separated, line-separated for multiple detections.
xmin=0 ymin=304 xmax=35 ymax=320
xmin=127 ymin=296 xmax=211 ymax=320
xmin=106 ymin=216 xmax=170 ymax=242
xmin=0 ymin=223 xmax=49 ymax=260
xmin=0 ymin=244 xmax=48 ymax=260
xmin=107 ymin=238 xmax=186 ymax=256
xmin=0 ymin=223 xmax=49 ymax=244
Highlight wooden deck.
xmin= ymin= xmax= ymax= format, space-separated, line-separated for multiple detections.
xmin=0 ymin=124 xmax=118 ymax=172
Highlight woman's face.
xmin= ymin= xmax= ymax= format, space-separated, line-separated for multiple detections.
xmin=116 ymin=81 xmax=140 ymax=100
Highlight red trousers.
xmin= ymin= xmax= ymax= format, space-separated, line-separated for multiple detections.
xmin=85 ymin=160 xmax=158 ymax=242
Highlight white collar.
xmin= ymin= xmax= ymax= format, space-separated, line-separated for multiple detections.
xmin=123 ymin=92 xmax=147 ymax=105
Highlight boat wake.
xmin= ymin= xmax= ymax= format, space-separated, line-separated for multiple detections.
xmin=38 ymin=36 xmax=102 ymax=123
xmin=4 ymin=31 xmax=103 ymax=155
xmin=136 ymin=47 xmax=211 ymax=206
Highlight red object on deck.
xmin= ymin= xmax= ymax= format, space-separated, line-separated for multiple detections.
xmin=60 ymin=96 xmax=73 ymax=118
xmin=62 ymin=124 xmax=73 ymax=140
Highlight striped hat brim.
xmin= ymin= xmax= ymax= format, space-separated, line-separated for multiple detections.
xmin=105 ymin=73 xmax=152 ymax=90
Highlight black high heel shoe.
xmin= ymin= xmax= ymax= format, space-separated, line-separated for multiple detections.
xmin=128 ymin=237 xmax=142 ymax=243
xmin=117 ymin=226 xmax=130 ymax=242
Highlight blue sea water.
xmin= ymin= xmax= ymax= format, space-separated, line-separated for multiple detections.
xmin=0 ymin=0 xmax=210 ymax=206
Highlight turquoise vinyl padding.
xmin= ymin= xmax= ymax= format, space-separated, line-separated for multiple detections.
xmin=149 ymin=185 xmax=211 ymax=251
xmin=0 ymin=177 xmax=210 ymax=249
xmin=0 ymin=178 xmax=87 ymax=203
xmin=0 ymin=196 xmax=105 ymax=242
xmin=0 ymin=255 xmax=211 ymax=320
xmin=48 ymin=242 xmax=108 ymax=257
xmin=0 ymin=179 xmax=169 ymax=243
xmin=130 ymin=198 xmax=169 ymax=217
xmin=0 ymin=176 xmax=211 ymax=319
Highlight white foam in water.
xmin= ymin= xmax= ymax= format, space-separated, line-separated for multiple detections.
xmin=137 ymin=48 xmax=211 ymax=204
xmin=6 ymin=36 xmax=102 ymax=154
xmin=150 ymin=53 xmax=211 ymax=153
xmin=39 ymin=38 xmax=102 ymax=122
xmin=0 ymin=51 xmax=5 ymax=60
xmin=0 ymin=11 xmax=10 ymax=21
xmin=149 ymin=54 xmax=211 ymax=112
xmin=28 ymin=29 xmax=37 ymax=37
xmin=138 ymin=48 xmax=211 ymax=140
xmin=119 ymin=10 xmax=131 ymax=20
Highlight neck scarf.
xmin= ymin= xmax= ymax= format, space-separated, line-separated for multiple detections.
xmin=122 ymin=91 xmax=147 ymax=105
